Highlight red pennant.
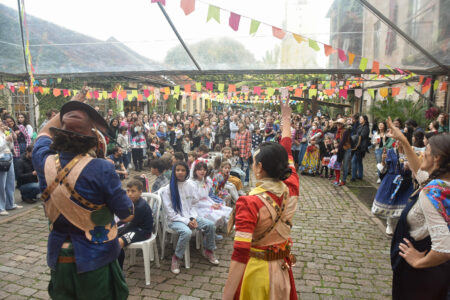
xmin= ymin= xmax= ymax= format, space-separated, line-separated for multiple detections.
xmin=143 ymin=89 xmax=150 ymax=98
xmin=229 ymin=12 xmax=241 ymax=31
xmin=272 ymin=27 xmax=286 ymax=39
xmin=9 ymin=85 xmax=15 ymax=93
xmin=180 ymin=0 xmax=195 ymax=15
xmin=63 ymin=89 xmax=69 ymax=97
xmin=391 ymin=87 xmax=400 ymax=97
xmin=424 ymin=78 xmax=432 ymax=86
xmin=339 ymin=89 xmax=347 ymax=98
xmin=338 ymin=49 xmax=346 ymax=62
xmin=324 ymin=44 xmax=337 ymax=56
xmin=111 ymin=91 xmax=117 ymax=98
xmin=93 ymin=91 xmax=99 ymax=99
xmin=371 ymin=61 xmax=380 ymax=74
xmin=440 ymin=82 xmax=447 ymax=91
xmin=206 ymin=82 xmax=213 ymax=91
xmin=253 ymin=86 xmax=261 ymax=95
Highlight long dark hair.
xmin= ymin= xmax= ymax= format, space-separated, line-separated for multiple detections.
xmin=254 ymin=142 xmax=292 ymax=181
xmin=193 ymin=161 xmax=208 ymax=181
xmin=426 ymin=133 xmax=450 ymax=183
xmin=169 ymin=161 xmax=189 ymax=213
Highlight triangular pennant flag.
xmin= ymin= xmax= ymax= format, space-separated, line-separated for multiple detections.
xmin=440 ymin=82 xmax=447 ymax=91
xmin=151 ymin=0 xmax=165 ymax=5
xmin=93 ymin=91 xmax=99 ymax=99
xmin=421 ymin=84 xmax=431 ymax=94
xmin=308 ymin=39 xmax=320 ymax=51
xmin=253 ymin=86 xmax=261 ymax=95
xmin=433 ymin=80 xmax=439 ymax=91
xmin=293 ymin=34 xmax=306 ymax=44
xmin=407 ymin=85 xmax=415 ymax=95
xmin=267 ymin=88 xmax=275 ymax=97
xmin=53 ymin=88 xmax=61 ymax=97
xmin=371 ymin=61 xmax=380 ymax=74
xmin=272 ymin=27 xmax=286 ymax=39
xmin=309 ymin=89 xmax=317 ymax=98
xmin=359 ymin=57 xmax=368 ymax=72
xmin=348 ymin=52 xmax=355 ymax=65
xmin=419 ymin=76 xmax=424 ymax=85
xmin=228 ymin=84 xmax=236 ymax=92
xmin=206 ymin=82 xmax=213 ymax=91
xmin=391 ymin=87 xmax=401 ymax=97
xmin=229 ymin=12 xmax=240 ymax=31
xmin=424 ymin=77 xmax=432 ymax=86
xmin=385 ymin=65 xmax=395 ymax=73
xmin=380 ymin=88 xmax=389 ymax=98
xmin=18 ymin=86 xmax=26 ymax=94
xmin=368 ymin=89 xmax=375 ymax=99
xmin=180 ymin=0 xmax=195 ymax=15
xmin=207 ymin=5 xmax=220 ymax=23
xmin=354 ymin=89 xmax=362 ymax=98
xmin=137 ymin=94 xmax=143 ymax=101
xmin=338 ymin=49 xmax=346 ymax=62
xmin=174 ymin=85 xmax=180 ymax=94
xmin=249 ymin=19 xmax=260 ymax=35
xmin=339 ymin=89 xmax=347 ymax=98
xmin=294 ymin=88 xmax=302 ymax=97
xmin=102 ymin=91 xmax=108 ymax=99
xmin=324 ymin=44 xmax=336 ymax=56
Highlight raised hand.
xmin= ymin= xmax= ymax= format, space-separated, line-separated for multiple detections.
xmin=386 ymin=117 xmax=404 ymax=141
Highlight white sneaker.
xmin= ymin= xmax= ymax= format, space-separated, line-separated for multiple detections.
xmin=171 ymin=255 xmax=180 ymax=274
xmin=203 ymin=249 xmax=219 ymax=265
xmin=0 ymin=210 xmax=9 ymax=216
xmin=386 ymin=224 xmax=393 ymax=236
xmin=377 ymin=178 xmax=381 ymax=184
xmin=9 ymin=205 xmax=23 ymax=210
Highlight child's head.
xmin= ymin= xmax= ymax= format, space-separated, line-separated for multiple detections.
xmin=193 ymin=161 xmax=208 ymax=181
xmin=333 ymin=139 xmax=339 ymax=148
xmin=222 ymin=147 xmax=232 ymax=159
xmin=232 ymin=146 xmax=240 ymax=156
xmin=214 ymin=144 xmax=222 ymax=152
xmin=324 ymin=136 xmax=331 ymax=144
xmin=187 ymin=151 xmax=197 ymax=163
xmin=126 ymin=179 xmax=143 ymax=202
xmin=220 ymin=161 xmax=232 ymax=176
xmin=152 ymin=136 xmax=159 ymax=143
xmin=197 ymin=144 xmax=209 ymax=156
xmin=172 ymin=152 xmax=185 ymax=164
xmin=173 ymin=161 xmax=189 ymax=182
xmin=149 ymin=158 xmax=166 ymax=176
xmin=224 ymin=138 xmax=231 ymax=147
xmin=119 ymin=126 xmax=128 ymax=135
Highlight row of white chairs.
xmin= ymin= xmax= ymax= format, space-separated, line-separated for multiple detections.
xmin=126 ymin=191 xmax=203 ymax=285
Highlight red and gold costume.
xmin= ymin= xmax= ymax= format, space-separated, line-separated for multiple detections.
xmin=232 ymin=137 xmax=299 ymax=300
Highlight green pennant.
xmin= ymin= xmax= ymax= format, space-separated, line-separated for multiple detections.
xmin=433 ymin=80 xmax=439 ymax=91
xmin=368 ymin=88 xmax=374 ymax=98
xmin=309 ymin=89 xmax=317 ymax=97
xmin=359 ymin=57 xmax=368 ymax=72
xmin=407 ymin=86 xmax=415 ymax=95
xmin=218 ymin=83 xmax=224 ymax=92
xmin=207 ymin=5 xmax=220 ymax=23
xmin=267 ymin=88 xmax=275 ymax=97
xmin=308 ymin=39 xmax=320 ymax=51
xmin=195 ymin=82 xmax=202 ymax=91
xmin=249 ymin=19 xmax=260 ymax=35
xmin=174 ymin=85 xmax=180 ymax=94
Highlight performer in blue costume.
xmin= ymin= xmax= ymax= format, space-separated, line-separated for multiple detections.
xmin=32 ymin=89 xmax=134 ymax=300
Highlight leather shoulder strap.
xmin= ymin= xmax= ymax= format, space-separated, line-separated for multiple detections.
xmin=252 ymin=192 xmax=288 ymax=242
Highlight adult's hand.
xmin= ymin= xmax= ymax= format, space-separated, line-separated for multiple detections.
xmin=71 ymin=86 xmax=89 ymax=103
xmin=386 ymin=117 xmax=405 ymax=142
xmin=399 ymin=238 xmax=427 ymax=268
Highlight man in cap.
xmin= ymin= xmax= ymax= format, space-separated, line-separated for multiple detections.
xmin=32 ymin=90 xmax=134 ymax=299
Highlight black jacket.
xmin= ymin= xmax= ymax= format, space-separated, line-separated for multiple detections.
xmin=16 ymin=153 xmax=38 ymax=187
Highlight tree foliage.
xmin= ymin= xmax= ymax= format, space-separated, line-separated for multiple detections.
xmin=369 ymin=97 xmax=428 ymax=127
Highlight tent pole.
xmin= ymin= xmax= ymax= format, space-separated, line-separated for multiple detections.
xmin=157 ymin=3 xmax=202 ymax=71
xmin=16 ymin=0 xmax=29 ymax=78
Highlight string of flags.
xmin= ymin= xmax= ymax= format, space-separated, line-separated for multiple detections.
xmin=0 ymin=76 xmax=447 ymax=105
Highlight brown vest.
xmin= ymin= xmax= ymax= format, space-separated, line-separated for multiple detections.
xmin=43 ymin=154 xmax=117 ymax=243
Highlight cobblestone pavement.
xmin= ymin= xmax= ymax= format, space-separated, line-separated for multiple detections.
xmin=0 ymin=169 xmax=392 ymax=300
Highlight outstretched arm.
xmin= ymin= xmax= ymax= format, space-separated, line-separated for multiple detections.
xmin=281 ymin=97 xmax=292 ymax=139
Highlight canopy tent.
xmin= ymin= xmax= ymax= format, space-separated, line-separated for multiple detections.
xmin=1 ymin=0 xmax=449 ymax=80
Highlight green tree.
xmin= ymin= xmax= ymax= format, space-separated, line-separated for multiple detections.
xmin=164 ymin=37 xmax=258 ymax=69
xmin=369 ymin=97 xmax=428 ymax=127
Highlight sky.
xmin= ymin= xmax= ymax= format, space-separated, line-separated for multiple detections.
xmin=1 ymin=0 xmax=334 ymax=69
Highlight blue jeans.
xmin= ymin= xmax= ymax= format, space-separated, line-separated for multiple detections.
xmin=122 ymin=152 xmax=130 ymax=169
xmin=239 ymin=157 xmax=250 ymax=184
xmin=374 ymin=148 xmax=383 ymax=177
xmin=169 ymin=217 xmax=216 ymax=259
xmin=341 ymin=149 xmax=352 ymax=183
xmin=0 ymin=155 xmax=16 ymax=211
xmin=19 ymin=182 xmax=40 ymax=199
xmin=298 ymin=143 xmax=307 ymax=168
xmin=351 ymin=153 xmax=364 ymax=180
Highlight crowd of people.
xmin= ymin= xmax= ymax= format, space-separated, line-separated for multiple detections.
xmin=0 ymin=93 xmax=449 ymax=299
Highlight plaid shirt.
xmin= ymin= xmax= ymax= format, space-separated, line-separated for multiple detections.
xmin=235 ymin=129 xmax=251 ymax=159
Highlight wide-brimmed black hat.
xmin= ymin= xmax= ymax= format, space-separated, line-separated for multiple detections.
xmin=59 ymin=101 xmax=109 ymax=133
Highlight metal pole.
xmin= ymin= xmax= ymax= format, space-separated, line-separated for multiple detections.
xmin=16 ymin=0 xmax=29 ymax=76
xmin=157 ymin=3 xmax=202 ymax=71
xmin=358 ymin=0 xmax=449 ymax=73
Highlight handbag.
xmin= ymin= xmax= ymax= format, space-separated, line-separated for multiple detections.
xmin=0 ymin=155 xmax=12 ymax=172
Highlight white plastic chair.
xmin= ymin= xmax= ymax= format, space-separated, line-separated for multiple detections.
xmin=127 ymin=192 xmax=161 ymax=285
xmin=158 ymin=189 xmax=202 ymax=269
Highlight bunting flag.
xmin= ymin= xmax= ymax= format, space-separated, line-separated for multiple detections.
xmin=151 ymin=0 xmax=165 ymax=5
xmin=229 ymin=12 xmax=241 ymax=31
xmin=294 ymin=88 xmax=302 ymax=97
xmin=309 ymin=89 xmax=317 ymax=98
xmin=249 ymin=19 xmax=260 ymax=35
xmin=371 ymin=61 xmax=380 ymax=74
xmin=421 ymin=84 xmax=431 ymax=94
xmin=180 ymin=0 xmax=195 ymax=15
xmin=293 ymin=34 xmax=306 ymax=44
xmin=206 ymin=81 xmax=213 ymax=91
xmin=228 ymin=84 xmax=236 ymax=92
xmin=195 ymin=82 xmax=202 ymax=91
xmin=391 ymin=87 xmax=400 ymax=97
xmin=207 ymin=5 xmax=220 ymax=23
xmin=440 ymin=81 xmax=448 ymax=91
xmin=308 ymin=39 xmax=320 ymax=51
xmin=423 ymin=77 xmax=432 ymax=86
xmin=253 ymin=86 xmax=261 ymax=95
xmin=354 ymin=89 xmax=362 ymax=98
xmin=324 ymin=44 xmax=337 ymax=56
xmin=338 ymin=49 xmax=346 ymax=62
xmin=406 ymin=85 xmax=415 ymax=95
xmin=348 ymin=53 xmax=355 ymax=65
xmin=218 ymin=83 xmax=224 ymax=92
xmin=379 ymin=88 xmax=389 ymax=98
xmin=184 ymin=84 xmax=191 ymax=94
xmin=368 ymin=89 xmax=375 ymax=99
xmin=359 ymin=57 xmax=368 ymax=72
xmin=272 ymin=27 xmax=286 ymax=39
xmin=338 ymin=89 xmax=347 ymax=98
xmin=433 ymin=80 xmax=439 ymax=91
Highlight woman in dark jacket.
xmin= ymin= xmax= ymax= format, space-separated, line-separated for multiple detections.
xmin=107 ymin=118 xmax=120 ymax=155
xmin=351 ymin=115 xmax=370 ymax=181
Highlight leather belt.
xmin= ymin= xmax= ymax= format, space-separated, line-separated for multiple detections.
xmin=249 ymin=249 xmax=290 ymax=261
xmin=58 ymin=256 xmax=76 ymax=263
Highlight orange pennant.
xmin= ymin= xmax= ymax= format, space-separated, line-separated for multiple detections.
xmin=163 ymin=94 xmax=169 ymax=100
xmin=440 ymin=82 xmax=447 ymax=91
xmin=53 ymin=88 xmax=61 ymax=97
xmin=379 ymin=88 xmax=388 ymax=98
xmin=0 ymin=84 xmax=4 ymax=90
xmin=293 ymin=34 xmax=306 ymax=44
xmin=348 ymin=53 xmax=355 ymax=65
xmin=228 ymin=84 xmax=236 ymax=92
xmin=371 ymin=61 xmax=380 ymax=74
xmin=184 ymin=84 xmax=191 ymax=93
xmin=391 ymin=87 xmax=400 ymax=97
xmin=421 ymin=84 xmax=431 ymax=94
xmin=19 ymin=86 xmax=26 ymax=94
xmin=418 ymin=76 xmax=424 ymax=85
xmin=324 ymin=44 xmax=337 ymax=56
xmin=330 ymin=81 xmax=336 ymax=88
xmin=294 ymin=88 xmax=302 ymax=97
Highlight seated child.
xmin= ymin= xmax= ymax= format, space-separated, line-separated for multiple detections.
xmin=188 ymin=162 xmax=232 ymax=231
xmin=221 ymin=147 xmax=243 ymax=191
xmin=149 ymin=158 xmax=169 ymax=192
xmin=212 ymin=160 xmax=237 ymax=206
xmin=118 ymin=180 xmax=153 ymax=269
xmin=229 ymin=146 xmax=246 ymax=182
xmin=160 ymin=161 xmax=219 ymax=274
xmin=107 ymin=146 xmax=128 ymax=180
